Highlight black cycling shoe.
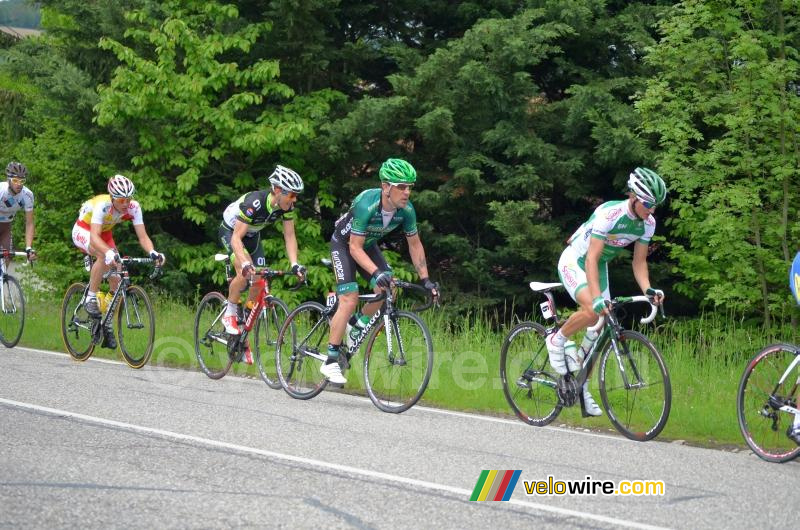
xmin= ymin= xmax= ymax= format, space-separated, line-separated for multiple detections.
xmin=101 ymin=329 xmax=117 ymax=349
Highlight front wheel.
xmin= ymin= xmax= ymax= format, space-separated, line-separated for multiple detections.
xmin=117 ymin=285 xmax=156 ymax=368
xmin=254 ymin=296 xmax=290 ymax=389
xmin=0 ymin=274 xmax=25 ymax=347
xmin=599 ymin=330 xmax=671 ymax=441
xmin=364 ymin=310 xmax=433 ymax=413
xmin=275 ymin=301 xmax=329 ymax=400
xmin=737 ymin=344 xmax=800 ymax=463
xmin=60 ymin=282 xmax=95 ymax=361
xmin=500 ymin=321 xmax=562 ymax=426
xmin=194 ymin=291 xmax=233 ymax=379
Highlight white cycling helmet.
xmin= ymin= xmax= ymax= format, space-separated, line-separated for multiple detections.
xmin=107 ymin=174 xmax=135 ymax=198
xmin=268 ymin=165 xmax=304 ymax=193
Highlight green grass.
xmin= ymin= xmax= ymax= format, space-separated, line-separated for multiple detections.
xmin=15 ymin=287 xmax=798 ymax=449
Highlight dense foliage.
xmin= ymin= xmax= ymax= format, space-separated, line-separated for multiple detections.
xmin=1 ymin=0 xmax=797 ymax=326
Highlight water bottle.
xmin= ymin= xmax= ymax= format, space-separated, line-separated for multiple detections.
xmin=580 ymin=328 xmax=599 ymax=356
xmin=98 ymin=291 xmax=108 ymax=314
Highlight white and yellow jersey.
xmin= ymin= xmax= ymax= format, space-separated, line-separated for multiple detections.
xmin=76 ymin=194 xmax=143 ymax=232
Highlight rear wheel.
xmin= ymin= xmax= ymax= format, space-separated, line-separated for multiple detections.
xmin=194 ymin=291 xmax=233 ymax=379
xmin=60 ymin=282 xmax=95 ymax=361
xmin=275 ymin=301 xmax=329 ymax=399
xmin=364 ymin=310 xmax=433 ymax=413
xmin=117 ymin=285 xmax=156 ymax=368
xmin=737 ymin=344 xmax=800 ymax=463
xmin=254 ymin=296 xmax=290 ymax=389
xmin=499 ymin=321 xmax=562 ymax=426
xmin=599 ymin=330 xmax=671 ymax=441
xmin=0 ymin=274 xmax=25 ymax=347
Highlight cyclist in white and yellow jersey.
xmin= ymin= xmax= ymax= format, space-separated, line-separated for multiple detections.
xmin=71 ymin=175 xmax=165 ymax=348
xmin=546 ymin=167 xmax=667 ymax=416
xmin=0 ymin=161 xmax=36 ymax=263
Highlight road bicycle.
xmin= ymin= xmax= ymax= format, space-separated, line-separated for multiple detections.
xmin=737 ymin=342 xmax=800 ymax=462
xmin=0 ymin=247 xmax=30 ymax=347
xmin=61 ymin=256 xmax=161 ymax=368
xmin=194 ymin=254 xmax=299 ymax=385
xmin=500 ymin=281 xmax=671 ymax=441
xmin=275 ymin=265 xmax=435 ymax=413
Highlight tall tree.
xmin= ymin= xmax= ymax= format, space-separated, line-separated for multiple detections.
xmin=637 ymin=0 xmax=800 ymax=324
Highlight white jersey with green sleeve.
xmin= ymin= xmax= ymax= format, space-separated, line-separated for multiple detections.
xmin=566 ymin=200 xmax=655 ymax=269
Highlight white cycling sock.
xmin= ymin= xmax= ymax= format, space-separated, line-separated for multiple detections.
xmin=225 ymin=302 xmax=238 ymax=317
xmin=550 ymin=330 xmax=567 ymax=347
xmin=794 ymin=413 xmax=800 ymax=428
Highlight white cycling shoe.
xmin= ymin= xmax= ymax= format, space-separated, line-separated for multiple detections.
xmin=320 ymin=361 xmax=347 ymax=385
xmin=582 ymin=384 xmax=603 ymax=417
xmin=546 ymin=335 xmax=567 ymax=375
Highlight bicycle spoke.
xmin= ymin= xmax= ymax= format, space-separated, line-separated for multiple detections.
xmin=275 ymin=301 xmax=329 ymax=399
xmin=254 ymin=298 xmax=289 ymax=389
xmin=500 ymin=322 xmax=562 ymax=426
xmin=737 ymin=344 xmax=800 ymax=462
xmin=60 ymin=283 xmax=95 ymax=361
xmin=194 ymin=292 xmax=233 ymax=379
xmin=0 ymin=275 xmax=25 ymax=347
xmin=364 ymin=311 xmax=433 ymax=413
xmin=599 ymin=331 xmax=671 ymax=441
xmin=117 ymin=285 xmax=155 ymax=368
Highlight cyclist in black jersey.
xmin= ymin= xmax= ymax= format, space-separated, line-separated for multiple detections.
xmin=218 ymin=165 xmax=306 ymax=364
xmin=320 ymin=158 xmax=440 ymax=384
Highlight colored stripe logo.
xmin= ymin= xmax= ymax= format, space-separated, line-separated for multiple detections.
xmin=469 ymin=470 xmax=521 ymax=501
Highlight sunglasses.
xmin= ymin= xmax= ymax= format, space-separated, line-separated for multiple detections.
xmin=112 ymin=197 xmax=132 ymax=204
xmin=639 ymin=199 xmax=657 ymax=209
xmin=280 ymin=190 xmax=297 ymax=199
xmin=8 ymin=178 xmax=25 ymax=186
xmin=388 ymin=183 xmax=414 ymax=191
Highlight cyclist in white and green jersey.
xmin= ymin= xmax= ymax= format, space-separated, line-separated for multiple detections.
xmin=547 ymin=167 xmax=668 ymax=416
xmin=320 ymin=158 xmax=439 ymax=384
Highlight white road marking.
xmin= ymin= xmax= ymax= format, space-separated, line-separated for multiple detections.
xmin=0 ymin=397 xmax=667 ymax=529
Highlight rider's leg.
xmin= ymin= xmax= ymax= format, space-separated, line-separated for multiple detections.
xmin=0 ymin=222 xmax=11 ymax=271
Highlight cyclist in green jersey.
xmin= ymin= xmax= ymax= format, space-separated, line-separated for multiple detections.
xmin=321 ymin=158 xmax=440 ymax=384
xmin=547 ymin=167 xmax=667 ymax=416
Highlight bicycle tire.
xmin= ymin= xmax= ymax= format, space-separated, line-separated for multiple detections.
xmin=254 ymin=296 xmax=290 ymax=389
xmin=60 ymin=282 xmax=95 ymax=361
xmin=599 ymin=330 xmax=671 ymax=441
xmin=0 ymin=274 xmax=25 ymax=347
xmin=275 ymin=301 xmax=329 ymax=400
xmin=117 ymin=285 xmax=156 ymax=368
xmin=194 ymin=291 xmax=233 ymax=379
xmin=499 ymin=321 xmax=562 ymax=426
xmin=363 ymin=310 xmax=433 ymax=413
xmin=737 ymin=343 xmax=800 ymax=463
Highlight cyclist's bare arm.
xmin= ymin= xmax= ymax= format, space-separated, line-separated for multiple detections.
xmin=348 ymin=234 xmax=380 ymax=276
xmin=89 ymin=223 xmax=113 ymax=257
xmin=584 ymin=237 xmax=605 ymax=301
xmin=133 ymin=223 xmax=156 ymax=256
xmin=24 ymin=209 xmax=34 ymax=250
xmin=407 ymin=233 xmax=430 ymax=279
xmin=632 ymin=242 xmax=663 ymax=304
xmin=282 ymin=218 xmax=299 ymax=265
xmin=229 ymin=220 xmax=252 ymax=275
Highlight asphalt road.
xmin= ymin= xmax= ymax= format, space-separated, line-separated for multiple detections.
xmin=1 ymin=346 xmax=797 ymax=529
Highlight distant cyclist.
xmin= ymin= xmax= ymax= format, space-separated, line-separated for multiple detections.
xmin=0 ymin=161 xmax=36 ymax=263
xmin=789 ymin=251 xmax=800 ymax=444
xmin=320 ymin=158 xmax=439 ymax=384
xmin=218 ymin=165 xmax=307 ymax=364
xmin=71 ymin=175 xmax=165 ymax=348
xmin=547 ymin=167 xmax=667 ymax=417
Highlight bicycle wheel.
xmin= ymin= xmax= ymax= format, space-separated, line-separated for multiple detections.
xmin=599 ymin=330 xmax=671 ymax=441
xmin=737 ymin=344 xmax=800 ymax=463
xmin=194 ymin=291 xmax=233 ymax=379
xmin=499 ymin=321 xmax=562 ymax=426
xmin=60 ymin=282 xmax=95 ymax=361
xmin=254 ymin=296 xmax=290 ymax=389
xmin=364 ymin=310 xmax=433 ymax=413
xmin=275 ymin=301 xmax=329 ymax=399
xmin=0 ymin=274 xmax=25 ymax=347
xmin=117 ymin=285 xmax=155 ymax=369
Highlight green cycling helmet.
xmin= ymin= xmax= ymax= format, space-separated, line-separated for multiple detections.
xmin=379 ymin=158 xmax=417 ymax=184
xmin=628 ymin=167 xmax=667 ymax=204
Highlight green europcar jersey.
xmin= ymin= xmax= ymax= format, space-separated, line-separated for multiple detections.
xmin=566 ymin=199 xmax=656 ymax=268
xmin=332 ymin=188 xmax=418 ymax=248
